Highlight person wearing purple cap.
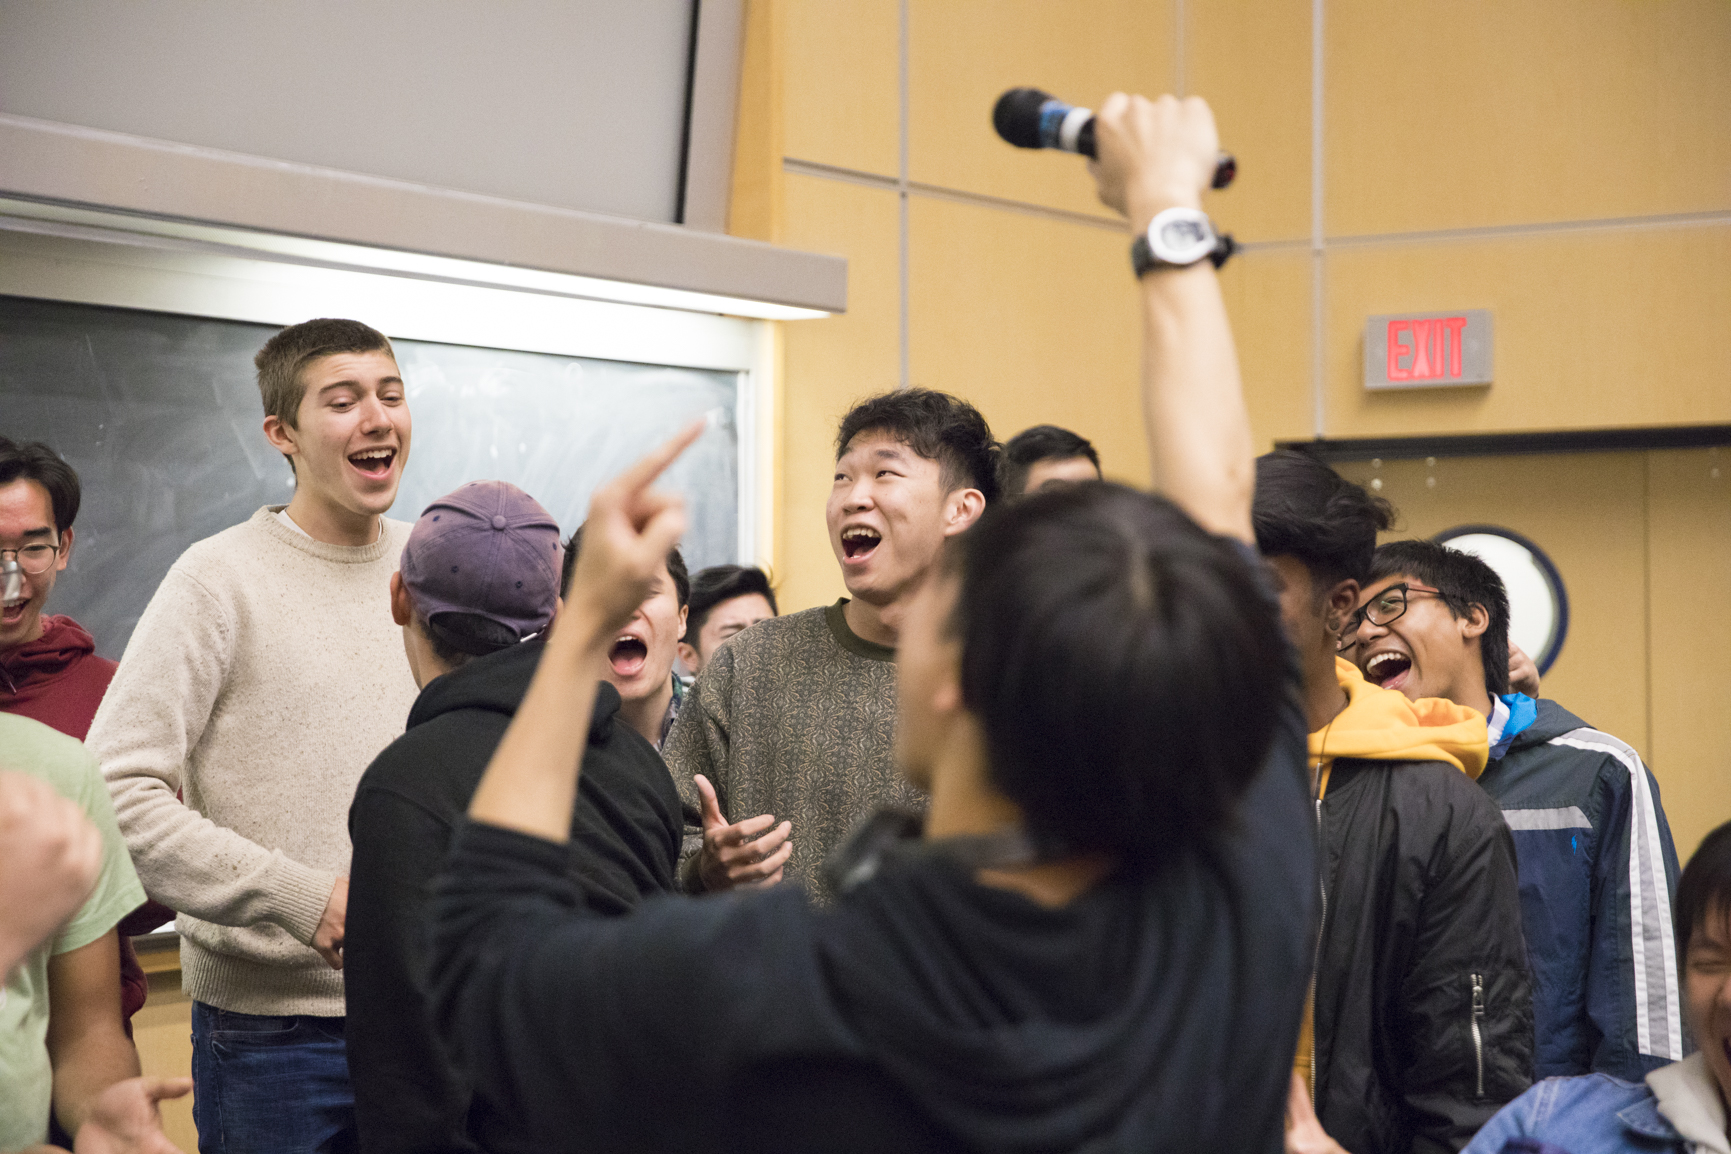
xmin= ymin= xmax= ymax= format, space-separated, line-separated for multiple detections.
xmin=344 ymin=481 xmax=683 ymax=1154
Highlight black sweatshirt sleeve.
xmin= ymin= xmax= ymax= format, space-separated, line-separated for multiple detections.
xmin=1395 ymin=782 xmax=1536 ymax=1154
xmin=428 ymin=819 xmax=801 ymax=1154
xmin=345 ymin=786 xmax=480 ymax=1154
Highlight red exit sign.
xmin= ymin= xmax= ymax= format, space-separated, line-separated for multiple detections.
xmin=1365 ymin=310 xmax=1493 ymax=390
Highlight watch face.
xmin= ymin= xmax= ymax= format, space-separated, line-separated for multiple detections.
xmin=1151 ymin=211 xmax=1215 ymax=265
xmin=1160 ymin=218 xmax=1208 ymax=248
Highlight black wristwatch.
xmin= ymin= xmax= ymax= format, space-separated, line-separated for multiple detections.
xmin=1131 ymin=207 xmax=1237 ymax=276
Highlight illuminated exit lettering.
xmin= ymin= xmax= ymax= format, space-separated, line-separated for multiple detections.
xmin=1365 ymin=310 xmax=1493 ymax=390
xmin=1387 ymin=317 xmax=1468 ymax=381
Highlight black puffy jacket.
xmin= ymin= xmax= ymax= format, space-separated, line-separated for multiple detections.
xmin=1312 ymin=756 xmax=1535 ymax=1154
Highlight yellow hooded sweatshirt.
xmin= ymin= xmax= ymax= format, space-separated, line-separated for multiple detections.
xmin=1293 ymin=658 xmax=1490 ymax=1095
xmin=1310 ymin=657 xmax=1489 ymax=796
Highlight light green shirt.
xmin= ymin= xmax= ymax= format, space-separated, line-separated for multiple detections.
xmin=0 ymin=714 xmax=146 ymax=1150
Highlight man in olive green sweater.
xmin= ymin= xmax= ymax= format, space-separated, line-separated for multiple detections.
xmin=664 ymin=389 xmax=998 ymax=903
xmin=89 ymin=318 xmax=417 ymax=1154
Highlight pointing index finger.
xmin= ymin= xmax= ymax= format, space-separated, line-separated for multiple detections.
xmin=608 ymin=419 xmax=706 ymax=501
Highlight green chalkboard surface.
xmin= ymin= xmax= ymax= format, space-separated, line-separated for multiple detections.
xmin=0 ymin=295 xmax=741 ymax=660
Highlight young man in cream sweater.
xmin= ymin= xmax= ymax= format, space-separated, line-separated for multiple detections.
xmin=89 ymin=318 xmax=418 ymax=1154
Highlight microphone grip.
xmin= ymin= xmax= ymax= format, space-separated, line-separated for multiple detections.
xmin=1074 ymin=121 xmax=1236 ymax=189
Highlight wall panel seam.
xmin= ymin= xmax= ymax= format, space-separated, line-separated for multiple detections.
xmin=898 ymin=0 xmax=910 ymax=390
xmin=783 ymin=157 xmax=1731 ymax=248
xmin=783 ymin=157 xmax=1126 ymax=231
xmin=1328 ymin=210 xmax=1731 ymax=248
xmin=1642 ymin=452 xmax=1654 ymax=762
xmin=1311 ymin=0 xmax=1326 ymax=439
xmin=1174 ymin=0 xmax=1186 ymax=97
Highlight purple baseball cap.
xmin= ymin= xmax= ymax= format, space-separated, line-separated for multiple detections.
xmin=400 ymin=481 xmax=562 ymax=641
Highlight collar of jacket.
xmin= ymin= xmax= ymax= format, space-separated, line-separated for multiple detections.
xmin=1310 ymin=658 xmax=1489 ymax=780
xmin=1644 ymin=1053 xmax=1731 ymax=1154
xmin=1487 ymin=693 xmax=1539 ymax=759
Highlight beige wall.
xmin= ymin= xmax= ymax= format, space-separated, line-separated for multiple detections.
xmin=734 ymin=0 xmax=1730 ymax=854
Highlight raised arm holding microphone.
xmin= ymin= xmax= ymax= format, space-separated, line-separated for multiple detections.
xmin=427 ymin=93 xmax=1314 ymax=1154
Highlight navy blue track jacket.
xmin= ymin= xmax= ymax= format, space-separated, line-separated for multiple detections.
xmin=1478 ymin=696 xmax=1687 ymax=1081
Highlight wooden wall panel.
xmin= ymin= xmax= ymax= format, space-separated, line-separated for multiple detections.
xmin=133 ymin=974 xmax=196 ymax=1153
xmin=1323 ymin=226 xmax=1731 ymax=438
xmin=1220 ymin=249 xmax=1315 ymax=448
xmin=907 ymin=0 xmax=1174 ymax=216
xmin=907 ymin=197 xmax=1147 ymax=485
xmin=775 ymin=173 xmax=902 ymax=612
xmin=1185 ymin=0 xmax=1313 ymax=244
xmin=782 ymin=0 xmax=901 ymax=176
xmin=1645 ymin=448 xmax=1731 ymax=861
xmin=1334 ymin=452 xmax=1650 ymax=753
xmin=1327 ymin=0 xmax=1731 ymax=236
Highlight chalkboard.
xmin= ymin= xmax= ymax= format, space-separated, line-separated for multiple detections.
xmin=0 ymin=295 xmax=743 ymax=660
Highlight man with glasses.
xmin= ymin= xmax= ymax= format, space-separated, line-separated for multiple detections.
xmin=0 ymin=437 xmax=161 ymax=1028
xmin=1349 ymin=538 xmax=1685 ymax=1083
xmin=1250 ymin=449 xmax=1531 ymax=1154
xmin=0 ymin=437 xmax=184 ymax=1148
xmin=0 ymin=437 xmax=116 ymax=741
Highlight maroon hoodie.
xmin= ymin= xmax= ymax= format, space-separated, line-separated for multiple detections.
xmin=2 ymin=613 xmax=155 ymax=1024
xmin=0 ymin=613 xmax=118 ymax=740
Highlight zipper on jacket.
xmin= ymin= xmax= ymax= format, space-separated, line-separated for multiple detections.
xmin=1310 ymin=797 xmax=1327 ymax=1109
xmin=1470 ymin=973 xmax=1486 ymax=1099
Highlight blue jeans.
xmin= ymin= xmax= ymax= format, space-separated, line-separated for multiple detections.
xmin=190 ymin=1002 xmax=357 ymax=1154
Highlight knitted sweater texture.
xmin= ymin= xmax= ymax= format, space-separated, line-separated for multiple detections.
xmin=663 ymin=600 xmax=924 ymax=905
xmin=88 ymin=507 xmax=418 ymax=1016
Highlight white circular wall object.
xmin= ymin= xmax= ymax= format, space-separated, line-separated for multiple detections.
xmin=1433 ymin=525 xmax=1569 ymax=675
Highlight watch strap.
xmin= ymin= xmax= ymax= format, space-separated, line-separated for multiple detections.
xmin=1131 ymin=227 xmax=1238 ymax=276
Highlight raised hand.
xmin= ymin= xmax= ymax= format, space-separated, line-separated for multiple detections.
xmin=1090 ymin=92 xmax=1221 ymax=229
xmin=1508 ymin=642 xmax=1541 ymax=699
xmin=0 ymin=770 xmax=102 ymax=980
xmin=1084 ymin=90 xmax=1255 ymax=542
xmin=562 ymin=421 xmax=705 ymax=646
xmin=694 ymin=775 xmax=791 ymax=891
xmin=74 ymin=1076 xmax=192 ymax=1154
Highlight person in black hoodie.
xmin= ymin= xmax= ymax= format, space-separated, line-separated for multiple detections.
xmin=428 ymin=93 xmax=1316 ymax=1154
xmin=1264 ymin=459 xmax=1535 ymax=1154
xmin=344 ymin=481 xmax=681 ymax=1154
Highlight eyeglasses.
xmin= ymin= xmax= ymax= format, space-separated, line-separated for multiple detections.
xmin=1337 ymin=582 xmax=1444 ymax=652
xmin=0 ymin=540 xmax=63 ymax=576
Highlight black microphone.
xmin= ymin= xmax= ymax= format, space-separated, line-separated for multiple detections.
xmin=992 ymin=87 xmax=1236 ymax=189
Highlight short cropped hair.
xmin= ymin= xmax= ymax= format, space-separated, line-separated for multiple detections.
xmin=1369 ymin=538 xmax=1512 ymax=695
xmin=836 ymin=389 xmax=1001 ymax=506
xmin=418 ymin=611 xmax=521 ymax=670
xmin=1677 ymin=819 xmax=1731 ymax=962
xmin=253 ymin=318 xmax=395 ymax=430
xmin=1252 ymin=450 xmax=1394 ymax=589
xmin=0 ymin=437 xmax=81 ymax=533
xmin=1000 ymin=425 xmax=1102 ymax=496
xmin=686 ymin=565 xmax=778 ymax=637
xmin=947 ymin=482 xmax=1287 ymax=871
xmin=560 ymin=524 xmax=688 ymax=608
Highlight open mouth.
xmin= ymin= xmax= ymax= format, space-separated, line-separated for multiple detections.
xmin=1364 ymin=650 xmax=1413 ymax=690
xmin=840 ymin=526 xmax=882 ymax=562
xmin=348 ymin=448 xmax=396 ymax=479
xmin=609 ymin=635 xmax=648 ymax=679
xmin=1 ymin=600 xmax=24 ymax=625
